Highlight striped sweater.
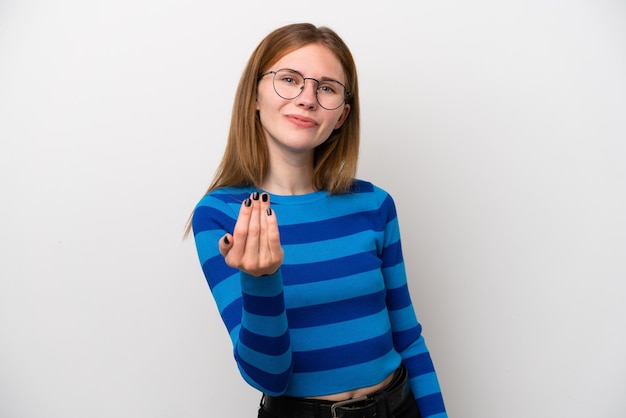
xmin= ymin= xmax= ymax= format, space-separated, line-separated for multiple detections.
xmin=192 ymin=180 xmax=447 ymax=418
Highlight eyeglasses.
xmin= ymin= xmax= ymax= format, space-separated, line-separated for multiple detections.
xmin=259 ymin=68 xmax=350 ymax=110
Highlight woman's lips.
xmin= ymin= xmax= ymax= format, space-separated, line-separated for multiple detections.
xmin=286 ymin=114 xmax=318 ymax=128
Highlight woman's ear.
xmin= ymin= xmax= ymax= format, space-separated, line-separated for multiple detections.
xmin=334 ymin=104 xmax=351 ymax=129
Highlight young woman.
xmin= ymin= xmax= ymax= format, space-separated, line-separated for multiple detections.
xmin=189 ymin=23 xmax=448 ymax=418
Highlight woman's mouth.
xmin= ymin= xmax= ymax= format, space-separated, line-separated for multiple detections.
xmin=286 ymin=114 xmax=318 ymax=128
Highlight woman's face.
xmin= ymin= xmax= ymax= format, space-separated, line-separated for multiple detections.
xmin=256 ymin=44 xmax=350 ymax=160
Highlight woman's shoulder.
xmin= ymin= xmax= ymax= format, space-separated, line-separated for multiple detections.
xmin=191 ymin=186 xmax=255 ymax=232
xmin=195 ymin=185 xmax=255 ymax=211
xmin=337 ymin=180 xmax=397 ymax=213
xmin=349 ymin=179 xmax=394 ymax=201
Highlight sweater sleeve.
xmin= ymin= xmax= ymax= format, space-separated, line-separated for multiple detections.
xmin=192 ymin=196 xmax=293 ymax=395
xmin=378 ymin=192 xmax=448 ymax=418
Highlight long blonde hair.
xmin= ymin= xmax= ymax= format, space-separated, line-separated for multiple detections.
xmin=184 ymin=23 xmax=360 ymax=238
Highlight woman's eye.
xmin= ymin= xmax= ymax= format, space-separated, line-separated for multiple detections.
xmin=319 ymin=84 xmax=336 ymax=94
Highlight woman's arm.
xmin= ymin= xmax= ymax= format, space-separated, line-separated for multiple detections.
xmin=192 ymin=192 xmax=292 ymax=395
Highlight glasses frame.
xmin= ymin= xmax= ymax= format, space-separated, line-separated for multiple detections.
xmin=259 ymin=68 xmax=351 ymax=110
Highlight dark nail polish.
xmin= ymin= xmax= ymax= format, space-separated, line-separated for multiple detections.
xmin=261 ymin=193 xmax=268 ymax=202
xmin=252 ymin=192 xmax=260 ymax=200
xmin=244 ymin=198 xmax=252 ymax=207
xmin=266 ymin=208 xmax=273 ymax=216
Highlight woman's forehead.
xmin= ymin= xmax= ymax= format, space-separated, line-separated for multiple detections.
xmin=269 ymin=44 xmax=346 ymax=82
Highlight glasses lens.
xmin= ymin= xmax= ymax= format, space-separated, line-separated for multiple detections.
xmin=273 ymin=69 xmax=346 ymax=110
xmin=273 ymin=69 xmax=305 ymax=100
xmin=316 ymin=80 xmax=346 ymax=110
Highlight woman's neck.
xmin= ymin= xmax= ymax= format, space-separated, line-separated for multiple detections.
xmin=262 ymin=152 xmax=316 ymax=195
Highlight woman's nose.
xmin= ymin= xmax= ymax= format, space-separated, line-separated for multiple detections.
xmin=295 ymin=79 xmax=318 ymax=108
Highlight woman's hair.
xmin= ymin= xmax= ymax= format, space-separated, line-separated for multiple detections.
xmin=184 ymin=23 xmax=360 ymax=237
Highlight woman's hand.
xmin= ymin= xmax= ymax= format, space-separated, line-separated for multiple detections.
xmin=218 ymin=192 xmax=284 ymax=277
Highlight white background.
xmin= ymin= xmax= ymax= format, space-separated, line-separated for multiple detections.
xmin=1 ymin=1 xmax=625 ymax=417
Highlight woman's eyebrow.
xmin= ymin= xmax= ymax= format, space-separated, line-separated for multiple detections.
xmin=285 ymin=67 xmax=344 ymax=84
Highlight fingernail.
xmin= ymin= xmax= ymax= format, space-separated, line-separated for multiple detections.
xmin=244 ymin=198 xmax=252 ymax=207
xmin=252 ymin=192 xmax=260 ymax=200
xmin=266 ymin=208 xmax=273 ymax=216
xmin=261 ymin=193 xmax=268 ymax=202
xmin=223 ymin=235 xmax=230 ymax=245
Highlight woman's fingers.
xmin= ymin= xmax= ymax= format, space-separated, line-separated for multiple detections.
xmin=218 ymin=233 xmax=233 ymax=257
xmin=266 ymin=206 xmax=282 ymax=256
xmin=258 ymin=193 xmax=270 ymax=262
xmin=260 ymin=194 xmax=283 ymax=265
xmin=227 ymin=196 xmax=253 ymax=262
xmin=243 ymin=192 xmax=262 ymax=260
xmin=247 ymin=192 xmax=282 ymax=273
xmin=222 ymin=192 xmax=283 ymax=276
